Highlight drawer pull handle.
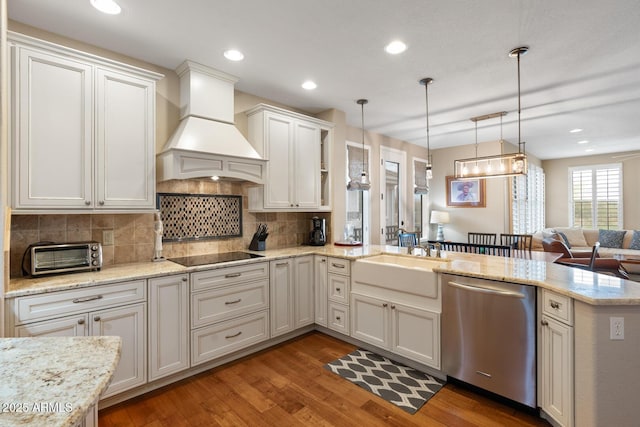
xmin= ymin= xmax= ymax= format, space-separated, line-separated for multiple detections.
xmin=73 ymin=295 xmax=103 ymax=303
xmin=225 ymin=331 xmax=242 ymax=339
xmin=93 ymin=316 xmax=101 ymax=322
xmin=331 ymin=263 xmax=345 ymax=268
xmin=275 ymin=262 xmax=288 ymax=266
xmin=549 ymin=300 xmax=561 ymax=309
xmin=225 ymin=298 xmax=242 ymax=305
xmin=225 ymin=272 xmax=242 ymax=278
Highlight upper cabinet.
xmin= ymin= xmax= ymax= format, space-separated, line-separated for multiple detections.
xmin=9 ymin=32 xmax=163 ymax=213
xmin=246 ymin=104 xmax=333 ymax=211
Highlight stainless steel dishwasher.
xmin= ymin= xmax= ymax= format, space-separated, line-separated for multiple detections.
xmin=441 ymin=273 xmax=536 ymax=408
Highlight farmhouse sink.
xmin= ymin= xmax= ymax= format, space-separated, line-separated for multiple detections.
xmin=353 ymin=254 xmax=449 ymax=297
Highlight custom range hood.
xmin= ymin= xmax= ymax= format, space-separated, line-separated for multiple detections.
xmin=157 ymin=61 xmax=265 ymax=183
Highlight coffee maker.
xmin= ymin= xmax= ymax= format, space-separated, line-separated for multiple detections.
xmin=309 ymin=216 xmax=326 ymax=246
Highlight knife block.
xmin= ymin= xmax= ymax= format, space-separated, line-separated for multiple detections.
xmin=249 ymin=233 xmax=266 ymax=251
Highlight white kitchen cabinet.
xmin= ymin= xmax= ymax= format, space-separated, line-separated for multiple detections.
xmin=351 ymin=292 xmax=440 ymax=367
xmin=9 ymin=279 xmax=147 ymax=398
xmin=190 ymin=262 xmax=270 ymax=366
xmin=326 ymin=257 xmax=351 ymax=335
xmin=148 ymin=274 xmax=189 ymax=381
xmin=91 ymin=302 xmax=146 ymax=398
xmin=9 ymin=32 xmax=161 ymax=212
xmin=246 ymin=104 xmax=333 ymax=211
xmin=269 ymin=256 xmax=315 ymax=337
xmin=313 ymin=256 xmax=328 ymax=327
xmin=539 ymin=289 xmax=574 ymax=427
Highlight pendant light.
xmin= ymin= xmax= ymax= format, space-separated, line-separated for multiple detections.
xmin=421 ymin=77 xmax=433 ymax=180
xmin=347 ymin=99 xmax=371 ymax=191
xmin=454 ymin=46 xmax=529 ymax=179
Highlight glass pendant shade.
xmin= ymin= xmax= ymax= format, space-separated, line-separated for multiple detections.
xmin=348 ymin=99 xmax=371 ymax=191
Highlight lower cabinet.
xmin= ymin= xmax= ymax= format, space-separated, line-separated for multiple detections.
xmin=326 ymin=257 xmax=351 ymax=335
xmin=189 ymin=262 xmax=270 ymax=366
xmin=351 ymin=293 xmax=440 ymax=368
xmin=12 ymin=281 xmax=147 ymax=398
xmin=539 ymin=289 xmax=574 ymax=427
xmin=270 ymin=256 xmax=314 ymax=337
xmin=313 ymin=256 xmax=328 ymax=327
xmin=148 ymin=274 xmax=189 ymax=381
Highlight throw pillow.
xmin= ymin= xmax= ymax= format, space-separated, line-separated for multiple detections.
xmin=598 ymin=229 xmax=626 ymax=248
xmin=630 ymin=230 xmax=640 ymax=250
xmin=557 ymin=231 xmax=571 ymax=249
xmin=555 ymin=227 xmax=588 ymax=247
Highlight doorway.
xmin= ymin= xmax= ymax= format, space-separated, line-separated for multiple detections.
xmin=379 ymin=147 xmax=406 ymax=245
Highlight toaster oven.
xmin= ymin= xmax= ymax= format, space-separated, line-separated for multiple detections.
xmin=26 ymin=242 xmax=103 ymax=276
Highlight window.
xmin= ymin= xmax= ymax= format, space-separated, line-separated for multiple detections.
xmin=569 ymin=164 xmax=622 ymax=229
xmin=512 ymin=163 xmax=545 ymax=233
xmin=346 ymin=141 xmax=370 ymax=244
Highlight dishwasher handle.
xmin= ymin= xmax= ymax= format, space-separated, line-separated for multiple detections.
xmin=447 ymin=281 xmax=526 ymax=299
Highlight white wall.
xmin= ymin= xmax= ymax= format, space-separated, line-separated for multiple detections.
xmin=1 ymin=0 xmax=8 ymax=336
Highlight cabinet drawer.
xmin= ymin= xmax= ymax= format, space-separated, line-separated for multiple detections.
xmin=191 ymin=310 xmax=269 ymax=366
xmin=328 ymin=273 xmax=350 ymax=304
xmin=541 ymin=289 xmax=573 ymax=325
xmin=191 ymin=279 xmax=269 ymax=328
xmin=191 ymin=262 xmax=269 ymax=292
xmin=328 ymin=302 xmax=350 ymax=335
xmin=14 ymin=280 xmax=146 ymax=324
xmin=328 ymin=257 xmax=350 ymax=276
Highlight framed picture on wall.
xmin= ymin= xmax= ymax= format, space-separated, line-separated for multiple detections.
xmin=446 ymin=176 xmax=486 ymax=207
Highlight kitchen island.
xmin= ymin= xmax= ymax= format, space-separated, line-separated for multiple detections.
xmin=0 ymin=336 xmax=121 ymax=427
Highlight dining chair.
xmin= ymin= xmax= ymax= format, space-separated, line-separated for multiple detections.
xmin=468 ymin=232 xmax=497 ymax=245
xmin=398 ymin=232 xmax=419 ymax=247
xmin=500 ymin=233 xmax=533 ymax=251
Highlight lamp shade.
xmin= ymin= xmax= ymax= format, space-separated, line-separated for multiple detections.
xmin=430 ymin=210 xmax=450 ymax=224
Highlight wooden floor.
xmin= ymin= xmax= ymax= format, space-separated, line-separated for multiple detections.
xmin=99 ymin=332 xmax=550 ymax=426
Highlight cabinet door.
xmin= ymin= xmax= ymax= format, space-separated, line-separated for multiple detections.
xmin=264 ymin=113 xmax=294 ymax=208
xmin=541 ymin=315 xmax=574 ymax=427
xmin=314 ymin=256 xmax=328 ymax=327
xmin=391 ymin=303 xmax=440 ymax=368
xmin=148 ymin=275 xmax=189 ymax=381
xmin=293 ymin=121 xmax=320 ymax=208
xmin=14 ymin=314 xmax=88 ymax=337
xmin=13 ymin=46 xmax=93 ymax=208
xmin=91 ymin=303 xmax=146 ymax=397
xmin=270 ymin=259 xmax=294 ymax=337
xmin=294 ymin=255 xmax=314 ymax=328
xmin=96 ymin=68 xmax=155 ymax=209
xmin=350 ymin=293 xmax=389 ymax=348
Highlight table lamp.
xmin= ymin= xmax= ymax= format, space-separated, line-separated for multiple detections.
xmin=430 ymin=210 xmax=450 ymax=241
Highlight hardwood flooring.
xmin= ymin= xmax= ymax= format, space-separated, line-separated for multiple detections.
xmin=99 ymin=332 xmax=550 ymax=426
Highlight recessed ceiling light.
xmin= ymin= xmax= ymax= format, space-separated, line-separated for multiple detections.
xmin=302 ymin=80 xmax=317 ymax=90
xmin=90 ymin=0 xmax=121 ymax=15
xmin=569 ymin=128 xmax=583 ymax=133
xmin=384 ymin=40 xmax=407 ymax=55
xmin=223 ymin=49 xmax=244 ymax=61
xmin=577 ymin=140 xmax=589 ymax=144
xmin=585 ymin=148 xmax=594 ymax=152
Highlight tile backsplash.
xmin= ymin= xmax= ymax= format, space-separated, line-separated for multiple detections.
xmin=9 ymin=179 xmax=331 ymax=278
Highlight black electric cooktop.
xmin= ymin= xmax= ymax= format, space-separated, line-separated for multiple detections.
xmin=169 ymin=251 xmax=264 ymax=267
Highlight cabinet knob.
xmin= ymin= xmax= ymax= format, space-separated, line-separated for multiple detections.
xmin=93 ymin=316 xmax=101 ymax=322
xmin=336 ymin=316 xmax=341 ymax=320
xmin=383 ymin=303 xmax=388 ymax=308
xmin=99 ymin=201 xmax=105 ymax=206
xmin=296 ymin=204 xmax=299 ymax=207
xmin=391 ymin=305 xmax=396 ymax=310
xmin=336 ymin=287 xmax=341 ymax=292
xmin=77 ymin=319 xmax=85 ymax=325
xmin=541 ymin=319 xmax=549 ymax=326
xmin=549 ymin=300 xmax=561 ymax=309
xmin=182 ymin=277 xmax=188 ymax=282
xmin=85 ymin=200 xmax=91 ymax=205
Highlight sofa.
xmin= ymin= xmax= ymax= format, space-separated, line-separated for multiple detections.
xmin=533 ymin=227 xmax=640 ymax=273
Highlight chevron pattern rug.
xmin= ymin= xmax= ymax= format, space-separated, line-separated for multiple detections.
xmin=324 ymin=349 xmax=445 ymax=414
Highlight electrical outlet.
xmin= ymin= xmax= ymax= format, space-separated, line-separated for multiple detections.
xmin=103 ymin=230 xmax=114 ymax=246
xmin=610 ymin=317 xmax=624 ymax=340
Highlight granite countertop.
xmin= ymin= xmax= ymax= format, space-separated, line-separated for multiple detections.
xmin=0 ymin=336 xmax=121 ymax=427
xmin=6 ymin=244 xmax=640 ymax=305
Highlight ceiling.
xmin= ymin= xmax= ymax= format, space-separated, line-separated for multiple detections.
xmin=8 ymin=0 xmax=640 ymax=160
